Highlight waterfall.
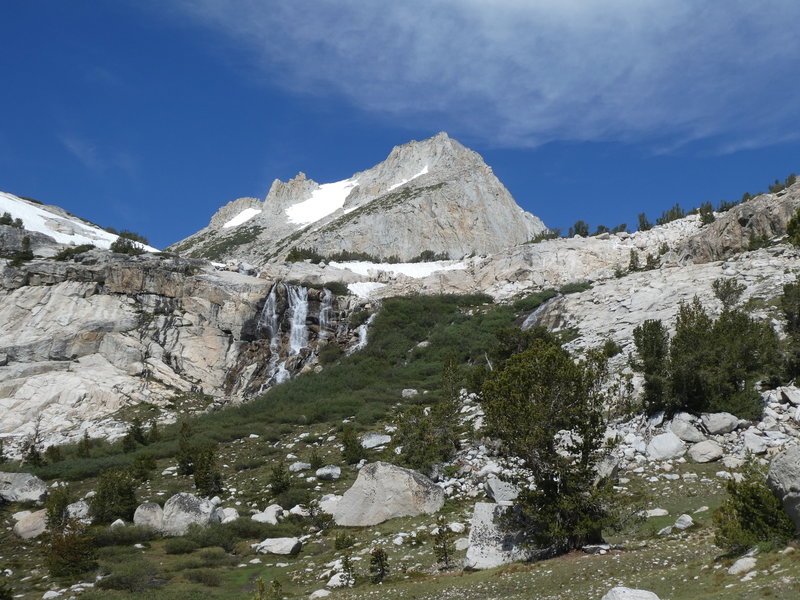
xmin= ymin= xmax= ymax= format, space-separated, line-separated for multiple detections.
xmin=319 ymin=288 xmax=333 ymax=339
xmin=286 ymin=285 xmax=309 ymax=355
xmin=258 ymin=284 xmax=280 ymax=343
xmin=347 ymin=313 xmax=376 ymax=355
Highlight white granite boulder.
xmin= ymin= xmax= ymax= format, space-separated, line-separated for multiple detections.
xmin=767 ymin=445 xmax=800 ymax=531
xmin=361 ymin=433 xmax=391 ymax=449
xmin=601 ymin=587 xmax=661 ymax=600
xmin=13 ymin=509 xmax=47 ymax=539
xmin=688 ymin=440 xmax=723 ymax=463
xmin=0 ymin=472 xmax=48 ymax=504
xmin=315 ymin=466 xmax=341 ymax=481
xmin=646 ymin=432 xmax=686 ymax=460
xmin=700 ymin=412 xmax=739 ymax=435
xmin=133 ymin=502 xmax=164 ymax=531
xmin=333 ymin=461 xmax=444 ymax=526
xmin=670 ymin=413 xmax=705 ymax=443
xmin=463 ymin=502 xmax=528 ymax=570
xmin=485 ymin=476 xmax=519 ymax=503
xmin=254 ymin=536 xmax=302 ymax=555
xmin=161 ymin=492 xmax=218 ymax=536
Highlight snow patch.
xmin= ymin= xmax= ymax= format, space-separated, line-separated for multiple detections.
xmin=0 ymin=191 xmax=158 ymax=251
xmin=347 ymin=282 xmax=387 ymax=298
xmin=222 ymin=208 xmax=261 ymax=229
xmin=387 ymin=165 xmax=429 ymax=192
xmin=330 ymin=260 xmax=467 ymax=279
xmin=285 ymin=178 xmax=358 ymax=227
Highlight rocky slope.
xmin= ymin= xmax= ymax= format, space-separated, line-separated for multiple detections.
xmin=169 ymin=133 xmax=546 ymax=264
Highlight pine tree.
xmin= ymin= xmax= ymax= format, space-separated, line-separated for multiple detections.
xmin=194 ymin=444 xmax=223 ymax=497
xmin=369 ymin=547 xmax=389 ymax=583
xmin=76 ymin=431 xmax=91 ymax=458
xmin=433 ymin=516 xmax=455 ymax=570
xmin=177 ymin=422 xmax=194 ymax=475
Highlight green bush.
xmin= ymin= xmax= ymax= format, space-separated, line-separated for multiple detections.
xmin=269 ymin=460 xmax=291 ymax=496
xmin=786 ymin=206 xmax=800 ymax=248
xmin=341 ymin=426 xmax=365 ymax=465
xmin=559 ymin=281 xmax=592 ymax=295
xmin=164 ymin=537 xmax=200 ymax=555
xmin=637 ymin=213 xmax=653 ymax=232
xmin=512 ymin=289 xmax=557 ymax=312
xmin=92 ymin=525 xmax=157 ymax=548
xmin=184 ymin=568 xmax=221 ymax=587
xmin=568 ymin=220 xmax=589 ymax=237
xmin=193 ymin=443 xmax=223 ymax=497
xmin=110 ymin=236 xmax=144 ymax=255
xmin=286 ymin=247 xmax=324 ymax=263
xmin=46 ymin=519 xmax=97 ymax=578
xmin=54 ymin=244 xmax=95 ymax=261
xmin=656 ymin=203 xmax=685 ymax=226
xmin=698 ymin=201 xmax=715 ymax=225
xmin=713 ymin=459 xmax=795 ymax=555
xmin=334 ymin=531 xmax=356 ymax=550
xmin=90 ymin=470 xmax=138 ymax=524
xmin=97 ymin=558 xmax=156 ymax=592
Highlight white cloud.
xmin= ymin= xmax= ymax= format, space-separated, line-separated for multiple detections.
xmin=173 ymin=0 xmax=800 ymax=151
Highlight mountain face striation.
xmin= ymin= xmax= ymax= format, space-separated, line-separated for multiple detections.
xmin=169 ymin=132 xmax=546 ymax=264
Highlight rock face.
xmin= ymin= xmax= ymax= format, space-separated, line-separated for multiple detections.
xmin=601 ymin=588 xmax=661 ymax=600
xmin=161 ymin=492 xmax=218 ymax=536
xmin=0 ymin=472 xmax=48 ymax=503
xmin=463 ymin=502 xmax=528 ymax=570
xmin=170 ymin=133 xmax=547 ymax=264
xmin=767 ymin=445 xmax=800 ymax=531
xmin=333 ymin=462 xmax=444 ymax=526
xmin=133 ymin=502 xmax=164 ymax=531
xmin=0 ymin=254 xmax=361 ymax=452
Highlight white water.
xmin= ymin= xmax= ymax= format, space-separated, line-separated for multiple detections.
xmin=319 ymin=288 xmax=333 ymax=339
xmin=287 ymin=285 xmax=309 ymax=355
xmin=347 ymin=313 xmax=376 ymax=355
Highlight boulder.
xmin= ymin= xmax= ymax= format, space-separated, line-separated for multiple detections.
xmin=0 ymin=472 xmax=48 ymax=504
xmin=133 ymin=502 xmax=164 ymax=531
xmin=252 ymin=504 xmax=284 ymax=525
xmin=670 ymin=413 xmax=706 ymax=443
xmin=161 ymin=492 xmax=217 ymax=536
xmin=701 ymin=412 xmax=739 ymax=435
xmin=333 ymin=461 xmax=444 ymax=526
xmin=310 ymin=590 xmax=332 ymax=599
xmin=688 ymin=440 xmax=723 ymax=463
xmin=743 ymin=431 xmax=768 ymax=454
xmin=594 ymin=454 xmax=620 ymax=485
xmin=601 ymin=587 xmax=661 ymax=600
xmin=728 ymin=556 xmax=757 ymax=575
xmin=646 ymin=432 xmax=686 ymax=460
xmin=464 ymin=502 xmax=528 ymax=570
xmin=767 ymin=445 xmax=800 ymax=531
xmin=289 ymin=462 xmax=311 ymax=473
xmin=318 ymin=494 xmax=342 ymax=515
xmin=673 ymin=514 xmax=694 ymax=530
xmin=216 ymin=507 xmax=239 ymax=524
xmin=66 ymin=500 xmax=90 ymax=522
xmin=254 ymin=536 xmax=302 ymax=555
xmin=485 ymin=476 xmax=519 ymax=503
xmin=315 ymin=466 xmax=341 ymax=481
xmin=778 ymin=386 xmax=800 ymax=406
xmin=360 ymin=433 xmax=391 ymax=449
xmin=13 ymin=509 xmax=47 ymax=539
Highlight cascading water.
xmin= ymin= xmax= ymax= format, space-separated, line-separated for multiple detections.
xmin=318 ymin=288 xmax=333 ymax=339
xmin=347 ymin=313 xmax=376 ymax=355
xmin=287 ymin=285 xmax=309 ymax=355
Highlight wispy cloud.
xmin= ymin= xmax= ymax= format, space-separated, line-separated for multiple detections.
xmin=59 ymin=133 xmax=139 ymax=177
xmin=172 ymin=0 xmax=800 ymax=152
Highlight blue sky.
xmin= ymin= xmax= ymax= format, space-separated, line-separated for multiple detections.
xmin=2 ymin=1 xmax=800 ymax=248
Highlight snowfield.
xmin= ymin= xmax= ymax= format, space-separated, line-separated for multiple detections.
xmin=222 ymin=207 xmax=262 ymax=229
xmin=330 ymin=259 xmax=467 ymax=279
xmin=0 ymin=191 xmax=158 ymax=251
xmin=347 ymin=281 xmax=387 ymax=297
xmin=285 ymin=178 xmax=359 ymax=227
xmin=387 ymin=164 xmax=429 ymax=192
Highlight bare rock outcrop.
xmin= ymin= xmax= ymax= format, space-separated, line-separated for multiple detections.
xmin=767 ymin=445 xmax=800 ymax=531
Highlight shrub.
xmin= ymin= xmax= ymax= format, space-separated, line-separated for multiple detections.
xmin=699 ymin=201 xmax=715 ymax=225
xmin=185 ymin=569 xmax=221 ymax=587
xmin=334 ymin=531 xmax=356 ymax=550
xmin=712 ymin=277 xmax=746 ymax=310
xmin=529 ymin=229 xmax=561 ymax=243
xmin=713 ymin=458 xmax=795 ymax=555
xmin=568 ymin=220 xmax=589 ymax=237
xmin=90 ymin=469 xmax=138 ymax=524
xmin=269 ymin=460 xmax=291 ymax=496
xmin=409 ymin=250 xmax=449 ymax=262
xmin=559 ymin=281 xmax=592 ymax=295
xmin=110 ymin=236 xmax=144 ymax=255
xmin=309 ymin=448 xmax=324 ymax=471
xmin=340 ymin=426 xmax=365 ymax=465
xmin=54 ymin=244 xmax=95 ymax=261
xmin=96 ymin=558 xmax=156 ymax=592
xmin=164 ymin=537 xmax=200 ymax=555
xmin=46 ymin=519 xmax=97 ymax=578
xmin=286 ymin=247 xmax=324 ymax=263
xmin=512 ymin=288 xmax=557 ymax=312
xmin=369 ymin=547 xmax=389 ymax=583
xmin=786 ymin=207 xmax=800 ymax=248
xmin=92 ymin=525 xmax=157 ymax=547
xmin=0 ymin=581 xmax=13 ymax=600
xmin=433 ymin=516 xmax=455 ymax=570
xmin=632 ymin=319 xmax=670 ymax=414
xmin=628 ymin=249 xmax=640 ymax=272
xmin=130 ymin=453 xmax=157 ymax=482
xmin=637 ymin=213 xmax=653 ymax=232
xmin=193 ymin=443 xmax=223 ymax=497
xmin=656 ymin=203 xmax=685 ymax=225
xmin=46 ymin=484 xmax=72 ymax=528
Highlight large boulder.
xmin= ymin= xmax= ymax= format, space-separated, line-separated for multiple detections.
xmin=315 ymin=466 xmax=341 ymax=481
xmin=0 ymin=472 xmax=48 ymax=504
xmin=688 ymin=440 xmax=723 ymax=463
xmin=13 ymin=509 xmax=47 ymax=539
xmin=646 ymin=432 xmax=686 ymax=460
xmin=133 ymin=502 xmax=164 ymax=531
xmin=670 ymin=413 xmax=705 ymax=443
xmin=485 ymin=476 xmax=519 ymax=503
xmin=253 ymin=536 xmax=302 ymax=555
xmin=601 ymin=587 xmax=661 ymax=600
xmin=767 ymin=445 xmax=800 ymax=531
xmin=333 ymin=462 xmax=444 ymax=526
xmin=700 ymin=412 xmax=739 ymax=435
xmin=161 ymin=492 xmax=218 ymax=536
xmin=464 ymin=502 xmax=528 ymax=570
xmin=252 ymin=504 xmax=284 ymax=525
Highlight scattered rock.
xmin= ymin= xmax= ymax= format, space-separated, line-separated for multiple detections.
xmin=641 ymin=508 xmax=669 ymax=518
xmin=484 ymin=475 xmax=519 ymax=503
xmin=646 ymin=432 xmax=687 ymax=460
xmin=252 ymin=504 xmax=284 ymax=525
xmin=315 ymin=465 xmax=341 ymax=481
xmin=333 ymin=462 xmax=444 ymax=526
xmin=133 ymin=502 xmax=164 ymax=531
xmin=673 ymin=514 xmax=694 ymax=530
xmin=670 ymin=413 xmax=706 ymax=443
xmin=66 ymin=500 xmax=90 ymax=522
xmin=767 ymin=445 xmax=800 ymax=531
xmin=0 ymin=472 xmax=48 ymax=504
xmin=309 ymin=590 xmax=331 ymax=599
xmin=601 ymin=587 xmax=661 ymax=600
xmin=289 ymin=462 xmax=311 ymax=473
xmin=401 ymin=389 xmax=419 ymax=399
xmin=253 ymin=537 xmax=302 ymax=555
xmin=161 ymin=492 xmax=218 ymax=536
xmin=728 ymin=556 xmax=757 ymax=575
xmin=360 ymin=433 xmax=391 ymax=449
xmin=13 ymin=509 xmax=47 ymax=539
xmin=688 ymin=440 xmax=723 ymax=463
xmin=743 ymin=431 xmax=768 ymax=455
xmin=216 ymin=507 xmax=239 ymax=524
xmin=109 ymin=519 xmax=125 ymax=529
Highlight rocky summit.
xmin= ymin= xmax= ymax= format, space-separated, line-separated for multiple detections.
xmin=0 ymin=147 xmax=799 ymax=600
xmin=169 ymin=132 xmax=546 ymax=264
